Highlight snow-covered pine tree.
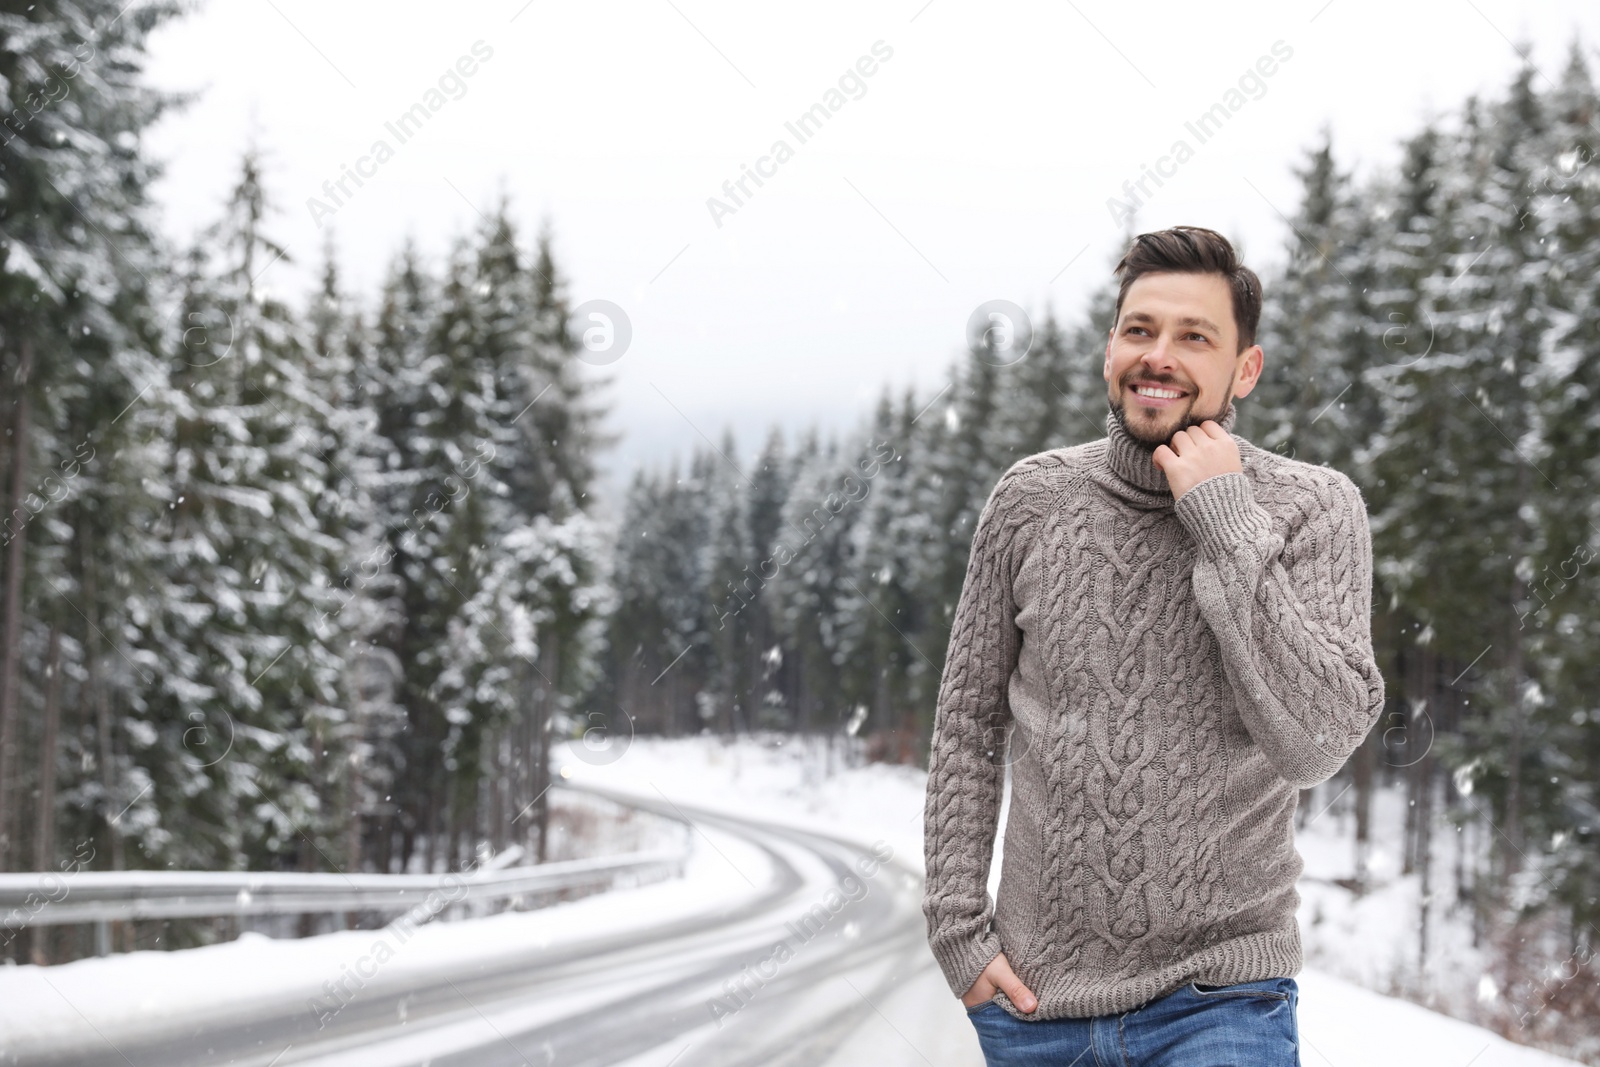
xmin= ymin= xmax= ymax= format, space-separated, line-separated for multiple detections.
xmin=1249 ymin=132 xmax=1371 ymax=471
xmin=390 ymin=224 xmax=520 ymax=869
xmin=305 ymin=238 xmax=401 ymax=874
xmin=987 ymin=307 xmax=1062 ymax=463
xmin=360 ymin=242 xmax=445 ymax=871
xmin=742 ymin=426 xmax=793 ymax=729
xmin=132 ymin=151 xmax=350 ymax=874
xmin=1060 ymin=274 xmax=1128 ymax=448
xmin=1512 ymin=45 xmax=1600 ymax=958
xmin=596 ymin=465 xmax=691 ymax=735
xmin=766 ymin=427 xmax=865 ymax=736
xmin=835 ymin=390 xmax=917 ymax=756
xmin=911 ymin=339 xmax=1008 ymax=697
xmin=439 ymin=207 xmax=611 ymax=862
xmin=0 ymin=0 xmax=180 ymax=890
xmin=1356 ymin=121 xmax=1450 ymax=896
xmin=887 ymin=385 xmax=943 ymax=750
xmin=700 ymin=427 xmax=754 ymax=734
xmin=1430 ymin=69 xmax=1561 ymax=890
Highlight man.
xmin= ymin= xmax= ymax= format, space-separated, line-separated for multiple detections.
xmin=921 ymin=226 xmax=1385 ymax=1066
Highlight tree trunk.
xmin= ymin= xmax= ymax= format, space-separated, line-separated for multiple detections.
xmin=395 ymin=812 xmax=412 ymax=875
xmin=345 ymin=721 xmax=363 ymax=876
xmin=1401 ymin=684 xmax=1418 ymax=875
xmin=486 ymin=726 xmax=504 ymax=854
xmin=531 ymin=634 xmax=558 ymax=864
xmin=1415 ymin=643 xmax=1437 ymax=978
xmin=445 ymin=782 xmax=461 ymax=873
xmin=1503 ymin=539 xmax=1527 ymax=881
xmin=1296 ymin=783 xmax=1316 ymax=833
xmin=29 ymin=621 xmax=61 ymax=964
xmin=520 ymin=663 xmax=537 ymax=860
xmin=1352 ymin=725 xmax=1375 ymax=894
xmin=299 ymin=715 xmax=325 ymax=935
xmin=423 ymin=770 xmax=440 ymax=873
xmin=82 ymin=538 xmax=126 ymax=874
xmin=0 ymin=337 xmax=34 ymax=872
xmin=84 ymin=536 xmax=129 ymax=951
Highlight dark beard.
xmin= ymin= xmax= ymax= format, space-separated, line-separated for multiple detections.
xmin=1111 ymin=393 xmax=1232 ymax=451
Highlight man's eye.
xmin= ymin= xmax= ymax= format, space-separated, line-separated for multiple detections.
xmin=1185 ymin=332 xmax=1208 ymax=342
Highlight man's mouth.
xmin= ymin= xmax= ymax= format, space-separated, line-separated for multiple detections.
xmin=1128 ymin=381 xmax=1189 ymax=408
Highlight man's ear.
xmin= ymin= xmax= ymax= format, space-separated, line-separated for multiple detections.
xmin=1232 ymin=343 xmax=1264 ymax=399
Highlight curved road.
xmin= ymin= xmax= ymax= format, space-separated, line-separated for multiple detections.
xmin=11 ymin=784 xmax=935 ymax=1067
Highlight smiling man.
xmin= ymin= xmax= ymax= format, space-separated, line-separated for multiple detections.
xmin=921 ymin=226 xmax=1386 ymax=1066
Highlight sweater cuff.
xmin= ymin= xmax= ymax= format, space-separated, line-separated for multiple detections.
xmin=1174 ymin=472 xmax=1274 ymax=560
xmin=931 ymin=928 xmax=1004 ymax=999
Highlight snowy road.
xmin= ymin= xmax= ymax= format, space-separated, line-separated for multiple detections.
xmin=2 ymin=783 xmax=956 ymax=1067
xmin=3 ymin=736 xmax=1583 ymax=1067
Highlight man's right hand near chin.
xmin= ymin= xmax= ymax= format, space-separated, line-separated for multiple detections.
xmin=961 ymin=951 xmax=1038 ymax=1012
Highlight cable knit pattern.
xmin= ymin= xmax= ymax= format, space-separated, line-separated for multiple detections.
xmin=921 ymin=402 xmax=1385 ymax=1020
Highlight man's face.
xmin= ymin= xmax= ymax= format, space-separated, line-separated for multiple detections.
xmin=1103 ymin=271 xmax=1263 ymax=448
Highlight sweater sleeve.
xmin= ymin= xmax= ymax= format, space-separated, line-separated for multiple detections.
xmin=922 ymin=467 xmax=1030 ymax=998
xmin=1173 ymin=468 xmax=1386 ymax=788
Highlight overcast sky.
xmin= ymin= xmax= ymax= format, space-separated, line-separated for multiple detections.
xmin=141 ymin=0 xmax=1600 ymax=516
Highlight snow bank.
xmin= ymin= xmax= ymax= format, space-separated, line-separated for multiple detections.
xmin=0 ymin=733 xmax=1582 ymax=1067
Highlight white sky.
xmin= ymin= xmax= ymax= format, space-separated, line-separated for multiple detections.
xmin=141 ymin=0 xmax=1600 ymax=514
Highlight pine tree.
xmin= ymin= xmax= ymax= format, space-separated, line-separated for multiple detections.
xmin=1249 ymin=132 xmax=1372 ymax=471
xmin=1515 ymin=46 xmax=1600 ymax=941
xmin=1357 ymin=121 xmax=1450 ymax=895
xmin=125 ymin=153 xmax=350 ymax=872
xmin=700 ymin=427 xmax=755 ymax=734
xmin=742 ymin=426 xmax=793 ymax=730
xmin=766 ymin=428 xmax=864 ymax=735
xmin=305 ymin=238 xmax=399 ymax=873
xmin=0 ymin=0 xmax=181 ymax=887
xmin=835 ymin=391 xmax=917 ymax=755
xmin=911 ymin=342 xmax=1007 ymax=705
xmin=1434 ymin=70 xmax=1560 ymax=887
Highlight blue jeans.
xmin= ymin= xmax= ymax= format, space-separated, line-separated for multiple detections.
xmin=966 ymin=977 xmax=1300 ymax=1067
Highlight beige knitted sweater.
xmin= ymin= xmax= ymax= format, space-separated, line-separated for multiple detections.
xmin=922 ymin=401 xmax=1385 ymax=1020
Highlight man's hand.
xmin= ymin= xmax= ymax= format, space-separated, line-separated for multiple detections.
xmin=960 ymin=952 xmax=1037 ymax=1011
xmin=1152 ymin=420 xmax=1241 ymax=501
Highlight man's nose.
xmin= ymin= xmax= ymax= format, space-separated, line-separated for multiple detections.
xmin=1141 ymin=334 xmax=1177 ymax=367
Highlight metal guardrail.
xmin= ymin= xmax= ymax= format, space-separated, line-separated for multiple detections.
xmin=0 ymin=786 xmax=692 ymax=958
xmin=0 ymin=847 xmax=686 ymax=929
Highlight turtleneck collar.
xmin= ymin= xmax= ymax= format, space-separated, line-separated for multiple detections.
xmin=1103 ymin=400 xmax=1240 ymax=495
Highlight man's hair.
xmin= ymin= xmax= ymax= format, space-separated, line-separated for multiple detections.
xmin=1112 ymin=226 xmax=1262 ymax=352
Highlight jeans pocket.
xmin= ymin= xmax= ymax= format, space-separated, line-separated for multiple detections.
xmin=1188 ymin=977 xmax=1292 ymax=1002
xmin=965 ymin=999 xmax=999 ymax=1016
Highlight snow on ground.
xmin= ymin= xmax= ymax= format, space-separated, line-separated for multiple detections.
xmin=1296 ymin=968 xmax=1582 ymax=1067
xmin=0 ymin=731 xmax=1585 ymax=1066
xmin=545 ymin=785 xmax=687 ymax=860
xmin=0 ymin=806 xmax=745 ymax=1056
xmin=1296 ymin=777 xmax=1496 ymax=1017
xmin=561 ymin=733 xmax=987 ymax=1066
xmin=565 ymin=733 xmax=1585 ymax=1067
xmin=559 ymin=732 xmax=932 ymax=871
